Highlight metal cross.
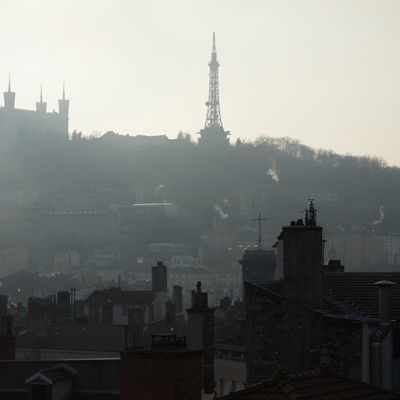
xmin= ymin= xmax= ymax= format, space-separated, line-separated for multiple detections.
xmin=253 ymin=211 xmax=267 ymax=249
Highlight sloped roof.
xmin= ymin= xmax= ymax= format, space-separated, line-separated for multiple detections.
xmin=252 ymin=272 xmax=400 ymax=320
xmin=85 ymin=287 xmax=154 ymax=305
xmin=26 ymin=363 xmax=76 ymax=384
xmin=17 ymin=325 xmax=126 ymax=352
xmin=253 ymin=281 xmax=284 ymax=297
xmin=220 ymin=372 xmax=399 ymax=399
xmin=323 ymin=272 xmax=400 ymax=319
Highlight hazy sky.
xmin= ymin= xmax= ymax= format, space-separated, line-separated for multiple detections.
xmin=2 ymin=0 xmax=400 ymax=164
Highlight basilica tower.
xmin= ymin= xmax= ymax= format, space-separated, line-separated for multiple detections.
xmin=36 ymin=86 xmax=47 ymax=113
xmin=3 ymin=75 xmax=15 ymax=110
xmin=58 ymin=83 xmax=69 ymax=139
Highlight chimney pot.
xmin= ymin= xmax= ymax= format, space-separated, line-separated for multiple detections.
xmin=375 ymin=280 xmax=395 ymax=323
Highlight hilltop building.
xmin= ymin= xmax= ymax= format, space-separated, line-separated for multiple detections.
xmin=198 ymin=33 xmax=230 ymax=147
xmin=0 ymin=78 xmax=69 ymax=148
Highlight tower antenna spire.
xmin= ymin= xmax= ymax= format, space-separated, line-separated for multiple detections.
xmin=212 ymin=32 xmax=216 ymax=52
xmin=253 ymin=212 xmax=267 ymax=249
xmin=204 ymin=32 xmax=223 ymax=129
xmin=8 ymin=73 xmax=11 ymax=92
xmin=40 ymin=84 xmax=43 ymax=103
xmin=198 ymin=33 xmax=229 ymax=146
xmin=62 ymin=82 xmax=65 ymax=100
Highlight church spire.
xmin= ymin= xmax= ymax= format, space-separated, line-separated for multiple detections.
xmin=36 ymin=84 xmax=47 ymax=113
xmin=58 ymin=81 xmax=70 ymax=139
xmin=4 ymin=74 xmax=15 ymax=109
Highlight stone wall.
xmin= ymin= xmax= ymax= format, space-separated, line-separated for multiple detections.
xmin=320 ymin=317 xmax=363 ymax=380
xmin=245 ymin=283 xmax=364 ymax=384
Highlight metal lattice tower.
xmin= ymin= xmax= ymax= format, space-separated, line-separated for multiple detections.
xmin=204 ymin=32 xmax=223 ymax=129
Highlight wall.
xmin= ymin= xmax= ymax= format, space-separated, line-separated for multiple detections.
xmin=214 ymin=345 xmax=246 ymax=397
xmin=245 ymin=283 xmax=322 ymax=384
xmin=245 ymin=283 xmax=365 ymax=384
xmin=320 ymin=317 xmax=363 ymax=380
xmin=121 ymin=350 xmax=202 ymax=400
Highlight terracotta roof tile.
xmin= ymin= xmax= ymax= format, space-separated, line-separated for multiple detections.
xmin=220 ymin=372 xmax=399 ymax=399
xmin=323 ymin=272 xmax=400 ymax=319
xmin=253 ymin=273 xmax=400 ymax=320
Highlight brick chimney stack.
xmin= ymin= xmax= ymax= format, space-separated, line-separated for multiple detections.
xmin=151 ymin=261 xmax=169 ymax=321
xmin=280 ymin=199 xmax=324 ymax=308
xmin=152 ymin=261 xmax=168 ymax=294
xmin=173 ymin=285 xmax=183 ymax=314
xmin=187 ymin=281 xmax=215 ymax=395
xmin=125 ymin=307 xmax=145 ymax=350
xmin=120 ymin=333 xmax=202 ymax=400
xmin=165 ymin=300 xmax=176 ymax=328
xmin=0 ymin=316 xmax=15 ymax=360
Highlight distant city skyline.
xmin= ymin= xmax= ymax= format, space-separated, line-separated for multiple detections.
xmin=2 ymin=0 xmax=400 ymax=164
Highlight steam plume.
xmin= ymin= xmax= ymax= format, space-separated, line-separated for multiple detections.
xmin=372 ymin=206 xmax=385 ymax=225
xmin=266 ymin=159 xmax=279 ymax=182
xmin=214 ymin=204 xmax=229 ymax=219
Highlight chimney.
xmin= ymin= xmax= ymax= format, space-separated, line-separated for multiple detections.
xmin=128 ymin=306 xmax=145 ymax=326
xmin=152 ymin=261 xmax=168 ymax=294
xmin=281 ymin=200 xmax=324 ymax=307
xmin=376 ymin=280 xmax=394 ymax=323
xmin=124 ymin=325 xmax=144 ymax=350
xmin=57 ymin=290 xmax=71 ymax=314
xmin=125 ymin=307 xmax=145 ymax=350
xmin=173 ymin=285 xmax=183 ymax=314
xmin=165 ymin=300 xmax=175 ymax=328
xmin=120 ymin=333 xmax=202 ymax=400
xmin=0 ymin=316 xmax=15 ymax=360
xmin=186 ymin=282 xmax=215 ymax=395
xmin=370 ymin=280 xmax=395 ymax=390
xmin=0 ymin=295 xmax=8 ymax=316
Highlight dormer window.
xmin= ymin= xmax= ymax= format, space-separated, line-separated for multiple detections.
xmin=26 ymin=363 xmax=76 ymax=400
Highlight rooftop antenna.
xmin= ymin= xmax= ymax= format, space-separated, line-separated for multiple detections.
xmin=40 ymin=84 xmax=43 ymax=103
xmin=253 ymin=211 xmax=266 ymax=249
xmin=8 ymin=73 xmax=11 ymax=92
xmin=212 ymin=31 xmax=216 ymax=52
xmin=305 ymin=198 xmax=316 ymax=226
xmin=62 ymin=82 xmax=65 ymax=100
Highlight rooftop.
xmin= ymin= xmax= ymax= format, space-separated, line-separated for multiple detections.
xmin=17 ymin=325 xmax=126 ymax=353
xmin=220 ymin=371 xmax=399 ymax=399
xmin=253 ymin=272 xmax=400 ymax=320
xmin=85 ymin=287 xmax=154 ymax=306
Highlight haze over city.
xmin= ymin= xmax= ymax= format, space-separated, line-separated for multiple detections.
xmin=1 ymin=2 xmax=400 ymax=398
xmin=2 ymin=0 xmax=400 ymax=164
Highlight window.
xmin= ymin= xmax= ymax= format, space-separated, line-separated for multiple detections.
xmin=122 ymin=305 xmax=130 ymax=316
